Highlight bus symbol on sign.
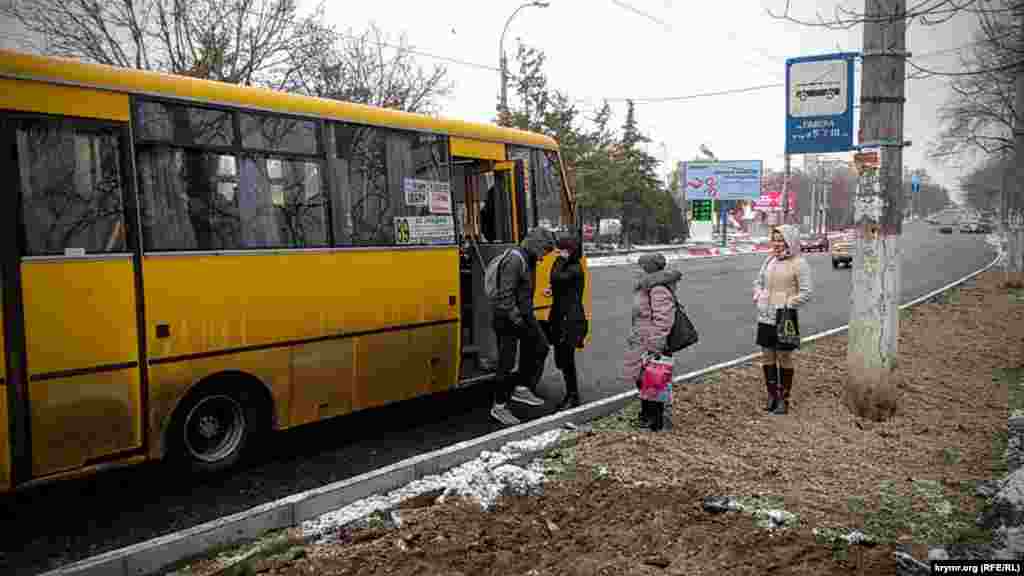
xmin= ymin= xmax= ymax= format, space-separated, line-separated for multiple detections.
xmin=796 ymin=87 xmax=841 ymax=101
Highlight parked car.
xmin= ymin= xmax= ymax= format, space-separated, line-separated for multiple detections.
xmin=939 ymin=225 xmax=954 ymax=234
xmin=830 ymin=231 xmax=853 ymax=269
xmin=800 ymin=234 xmax=829 ymax=253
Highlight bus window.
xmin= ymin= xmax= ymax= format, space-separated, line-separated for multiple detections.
xmin=16 ymin=118 xmax=128 ymax=256
xmin=533 ymin=149 xmax=567 ymax=232
xmin=136 ymin=101 xmax=235 ymax=148
xmin=240 ymin=112 xmax=318 ymax=156
xmin=329 ymin=123 xmax=451 ymax=247
xmin=135 ymin=101 xmax=328 ymax=252
xmin=507 ymin=147 xmax=535 ymax=230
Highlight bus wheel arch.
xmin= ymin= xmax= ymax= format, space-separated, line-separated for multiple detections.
xmin=162 ymin=371 xmax=274 ymax=473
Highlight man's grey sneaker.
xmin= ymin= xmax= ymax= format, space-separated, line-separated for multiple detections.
xmin=490 ymin=404 xmax=520 ymax=426
xmin=510 ymin=386 xmax=545 ymax=406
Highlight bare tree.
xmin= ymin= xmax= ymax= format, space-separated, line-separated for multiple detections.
xmin=931 ymin=6 xmax=1020 ymax=160
xmin=284 ymin=23 xmax=452 ymax=115
xmin=0 ymin=0 xmax=327 ymax=87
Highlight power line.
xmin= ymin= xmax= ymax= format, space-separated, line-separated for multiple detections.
xmin=609 ymin=0 xmax=673 ymax=31
xmin=606 ymin=83 xmax=784 ymax=103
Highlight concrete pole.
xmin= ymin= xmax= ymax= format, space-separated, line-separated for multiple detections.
xmin=1006 ymin=2 xmax=1024 ymax=285
xmin=847 ymin=0 xmax=906 ymax=421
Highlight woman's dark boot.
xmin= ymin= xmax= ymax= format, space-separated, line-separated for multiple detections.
xmin=649 ymin=402 xmax=664 ymax=431
xmin=762 ymin=364 xmax=779 ymax=412
xmin=557 ymin=392 xmax=581 ymax=411
xmin=633 ymin=400 xmax=652 ymax=428
xmin=557 ymin=369 xmax=581 ymax=411
xmin=774 ymin=368 xmax=794 ymax=415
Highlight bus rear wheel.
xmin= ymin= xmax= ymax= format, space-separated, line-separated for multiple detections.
xmin=172 ymin=389 xmax=252 ymax=473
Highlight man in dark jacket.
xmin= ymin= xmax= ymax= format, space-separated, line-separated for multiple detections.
xmin=490 ymin=227 xmax=556 ymax=426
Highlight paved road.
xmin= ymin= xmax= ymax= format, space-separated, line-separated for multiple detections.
xmin=560 ymin=220 xmax=996 ymax=402
xmin=0 ymin=221 xmax=994 ymax=576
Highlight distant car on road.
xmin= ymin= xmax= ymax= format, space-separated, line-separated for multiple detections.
xmin=830 ymin=231 xmax=853 ymax=269
xmin=800 ymin=234 xmax=829 ymax=253
xmin=939 ymin=225 xmax=954 ymax=234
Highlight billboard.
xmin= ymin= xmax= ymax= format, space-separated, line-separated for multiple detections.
xmin=754 ymin=174 xmax=797 ymax=213
xmin=785 ymin=52 xmax=857 ymax=154
xmin=680 ymin=160 xmax=763 ymax=201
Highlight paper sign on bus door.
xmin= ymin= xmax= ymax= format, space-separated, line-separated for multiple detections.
xmin=429 ymin=182 xmax=452 ymax=215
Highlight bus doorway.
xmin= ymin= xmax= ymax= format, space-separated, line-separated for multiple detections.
xmin=452 ymin=157 xmax=525 ymax=383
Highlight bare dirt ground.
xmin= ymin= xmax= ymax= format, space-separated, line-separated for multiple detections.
xmin=173 ymin=271 xmax=1024 ymax=576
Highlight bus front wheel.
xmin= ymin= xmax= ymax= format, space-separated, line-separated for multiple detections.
xmin=171 ymin=386 xmax=256 ymax=474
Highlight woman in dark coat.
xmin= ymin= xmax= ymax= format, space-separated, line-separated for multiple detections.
xmin=547 ymin=232 xmax=588 ymax=410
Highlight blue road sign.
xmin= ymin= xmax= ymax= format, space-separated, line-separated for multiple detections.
xmin=785 ymin=52 xmax=858 ymax=155
xmin=911 ymin=173 xmax=921 ymax=194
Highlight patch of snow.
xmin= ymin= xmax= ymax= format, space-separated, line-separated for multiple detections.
xmin=754 ymin=508 xmax=798 ymax=530
xmin=844 ymin=530 xmax=870 ymax=545
xmin=300 ymin=429 xmax=563 ymax=540
xmin=998 ymin=467 xmax=1024 ymax=509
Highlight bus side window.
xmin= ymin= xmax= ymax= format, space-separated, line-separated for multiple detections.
xmin=16 ymin=117 xmax=128 ymax=256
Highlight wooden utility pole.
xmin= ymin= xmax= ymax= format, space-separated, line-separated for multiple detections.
xmin=1006 ymin=2 xmax=1024 ymax=286
xmin=847 ymin=0 xmax=907 ymax=420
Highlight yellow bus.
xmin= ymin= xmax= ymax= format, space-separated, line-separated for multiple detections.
xmin=0 ymin=48 xmax=590 ymax=492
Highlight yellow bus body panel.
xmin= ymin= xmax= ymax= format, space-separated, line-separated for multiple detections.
xmin=0 ymin=77 xmax=129 ymax=121
xmin=580 ymin=257 xmax=593 ymax=346
xmin=0 ymin=49 xmax=556 ymax=150
xmin=143 ymin=248 xmax=460 ymax=456
xmin=21 ymin=260 xmax=139 ymax=372
xmin=20 ymin=259 xmax=142 ymax=476
xmin=451 ymin=137 xmax=506 ymax=161
xmin=28 ymin=369 xmax=142 ymax=476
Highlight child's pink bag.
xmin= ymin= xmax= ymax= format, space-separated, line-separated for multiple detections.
xmin=639 ymin=354 xmax=673 ymax=403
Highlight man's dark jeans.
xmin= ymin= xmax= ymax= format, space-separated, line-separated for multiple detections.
xmin=492 ymin=312 xmax=549 ymax=405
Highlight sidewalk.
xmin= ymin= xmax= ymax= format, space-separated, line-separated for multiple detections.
xmin=163 ymin=270 xmax=1022 ymax=576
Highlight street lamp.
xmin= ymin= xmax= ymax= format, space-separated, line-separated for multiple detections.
xmin=499 ymin=1 xmax=550 ymax=121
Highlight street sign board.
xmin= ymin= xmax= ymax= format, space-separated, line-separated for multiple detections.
xmin=911 ymin=173 xmax=921 ymax=194
xmin=680 ymin=160 xmax=763 ymax=201
xmin=785 ymin=52 xmax=858 ymax=154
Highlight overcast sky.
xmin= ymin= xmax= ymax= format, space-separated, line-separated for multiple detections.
xmin=304 ymin=0 xmax=979 ymax=198
xmin=1 ymin=0 xmax=981 ymax=198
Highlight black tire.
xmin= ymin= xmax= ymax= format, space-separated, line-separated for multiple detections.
xmin=832 ymin=259 xmax=839 ymax=269
xmin=169 ymin=386 xmax=254 ymax=474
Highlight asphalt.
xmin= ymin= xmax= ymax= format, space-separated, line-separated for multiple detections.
xmin=2 ymin=220 xmax=995 ymax=576
xmin=554 ymin=220 xmax=995 ymax=403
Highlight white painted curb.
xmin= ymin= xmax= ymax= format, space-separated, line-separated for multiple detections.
xmin=38 ymin=251 xmax=1001 ymax=576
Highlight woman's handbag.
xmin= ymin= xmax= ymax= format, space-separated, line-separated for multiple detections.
xmin=665 ymin=292 xmax=698 ymax=353
xmin=775 ymin=306 xmax=801 ymax=349
xmin=639 ymin=354 xmax=674 ymax=403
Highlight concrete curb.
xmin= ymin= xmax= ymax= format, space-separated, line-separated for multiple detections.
xmin=39 ymin=250 xmax=1001 ymax=576
xmin=588 ymin=245 xmax=773 ymax=268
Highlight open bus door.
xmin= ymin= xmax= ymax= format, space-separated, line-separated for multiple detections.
xmin=451 ymin=145 xmax=528 ymax=382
